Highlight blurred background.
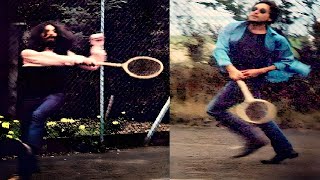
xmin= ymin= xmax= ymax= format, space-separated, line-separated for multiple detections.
xmin=170 ymin=0 xmax=320 ymax=130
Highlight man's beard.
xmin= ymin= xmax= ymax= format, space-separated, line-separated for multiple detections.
xmin=43 ymin=39 xmax=57 ymax=50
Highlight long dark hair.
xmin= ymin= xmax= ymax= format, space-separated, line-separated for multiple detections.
xmin=27 ymin=21 xmax=75 ymax=55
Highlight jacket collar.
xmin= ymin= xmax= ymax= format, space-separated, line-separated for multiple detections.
xmin=266 ymin=26 xmax=278 ymax=36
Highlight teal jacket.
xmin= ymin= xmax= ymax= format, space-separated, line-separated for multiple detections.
xmin=213 ymin=21 xmax=311 ymax=82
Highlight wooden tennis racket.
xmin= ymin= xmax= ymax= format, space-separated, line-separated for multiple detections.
xmin=229 ymin=80 xmax=277 ymax=124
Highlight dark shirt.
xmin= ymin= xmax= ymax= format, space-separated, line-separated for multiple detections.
xmin=18 ymin=66 xmax=67 ymax=98
xmin=229 ymin=27 xmax=272 ymax=71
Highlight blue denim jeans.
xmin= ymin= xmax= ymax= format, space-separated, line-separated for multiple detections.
xmin=18 ymin=93 xmax=65 ymax=150
xmin=207 ymin=80 xmax=293 ymax=154
xmin=17 ymin=93 xmax=64 ymax=176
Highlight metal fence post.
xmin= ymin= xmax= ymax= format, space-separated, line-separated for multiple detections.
xmin=144 ymin=97 xmax=170 ymax=145
xmin=100 ymin=0 xmax=105 ymax=144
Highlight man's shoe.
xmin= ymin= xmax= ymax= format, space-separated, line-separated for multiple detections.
xmin=261 ymin=150 xmax=299 ymax=164
xmin=17 ymin=141 xmax=40 ymax=176
xmin=232 ymin=141 xmax=267 ymax=158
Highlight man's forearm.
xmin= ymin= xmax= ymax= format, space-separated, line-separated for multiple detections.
xmin=21 ymin=49 xmax=84 ymax=66
xmin=225 ymin=64 xmax=237 ymax=73
xmin=260 ymin=65 xmax=276 ymax=74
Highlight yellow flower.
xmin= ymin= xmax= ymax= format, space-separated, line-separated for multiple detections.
xmin=2 ymin=122 xmax=10 ymax=129
xmin=97 ymin=115 xmax=101 ymax=118
xmin=0 ymin=115 xmax=4 ymax=118
xmin=60 ymin=118 xmax=75 ymax=123
xmin=121 ymin=111 xmax=126 ymax=115
xmin=47 ymin=122 xmax=57 ymax=126
xmin=79 ymin=125 xmax=86 ymax=130
xmin=8 ymin=131 xmax=14 ymax=135
xmin=60 ymin=118 xmax=68 ymax=122
xmin=6 ymin=135 xmax=13 ymax=139
xmin=112 ymin=121 xmax=119 ymax=125
xmin=13 ymin=120 xmax=20 ymax=123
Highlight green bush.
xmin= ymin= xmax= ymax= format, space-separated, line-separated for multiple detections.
xmin=0 ymin=115 xmax=20 ymax=140
xmin=0 ymin=116 xmax=128 ymax=141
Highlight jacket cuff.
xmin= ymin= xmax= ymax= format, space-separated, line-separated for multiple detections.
xmin=273 ymin=62 xmax=286 ymax=70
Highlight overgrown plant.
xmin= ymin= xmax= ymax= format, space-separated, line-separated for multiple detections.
xmin=0 ymin=115 xmax=20 ymax=141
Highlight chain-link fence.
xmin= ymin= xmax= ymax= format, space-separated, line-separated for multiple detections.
xmin=2 ymin=0 xmax=169 ymax=141
xmin=170 ymin=0 xmax=320 ymax=128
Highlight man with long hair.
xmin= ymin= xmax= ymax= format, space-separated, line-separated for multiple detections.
xmin=13 ymin=21 xmax=105 ymax=179
xmin=207 ymin=1 xmax=310 ymax=164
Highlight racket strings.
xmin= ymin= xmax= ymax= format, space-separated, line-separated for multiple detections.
xmin=245 ymin=102 xmax=268 ymax=122
xmin=127 ymin=58 xmax=162 ymax=76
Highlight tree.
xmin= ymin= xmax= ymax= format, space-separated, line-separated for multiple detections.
xmin=197 ymin=0 xmax=248 ymax=21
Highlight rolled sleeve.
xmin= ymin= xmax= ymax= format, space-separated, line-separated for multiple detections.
xmin=213 ymin=24 xmax=234 ymax=72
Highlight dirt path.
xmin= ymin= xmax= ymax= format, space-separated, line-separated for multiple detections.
xmin=170 ymin=125 xmax=320 ymax=180
xmin=1 ymin=146 xmax=169 ymax=180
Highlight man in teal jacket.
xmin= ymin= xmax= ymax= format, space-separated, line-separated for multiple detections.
xmin=207 ymin=0 xmax=310 ymax=164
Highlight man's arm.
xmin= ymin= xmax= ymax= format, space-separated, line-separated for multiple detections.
xmin=213 ymin=23 xmax=245 ymax=80
xmin=67 ymin=49 xmax=106 ymax=71
xmin=272 ymin=36 xmax=311 ymax=77
xmin=241 ymin=65 xmax=276 ymax=79
xmin=224 ymin=64 xmax=246 ymax=81
xmin=21 ymin=49 xmax=85 ymax=66
xmin=213 ymin=23 xmax=236 ymax=72
xmin=70 ymin=33 xmax=107 ymax=70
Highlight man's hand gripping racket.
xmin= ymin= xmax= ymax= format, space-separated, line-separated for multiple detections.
xmin=89 ymin=33 xmax=164 ymax=79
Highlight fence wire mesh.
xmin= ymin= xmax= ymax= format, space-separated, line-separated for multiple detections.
xmin=170 ymin=0 xmax=320 ymax=127
xmin=4 ymin=0 xmax=169 ymax=141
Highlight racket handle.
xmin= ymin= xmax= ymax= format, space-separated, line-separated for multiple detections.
xmin=95 ymin=61 xmax=122 ymax=67
xmin=236 ymin=80 xmax=255 ymax=102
